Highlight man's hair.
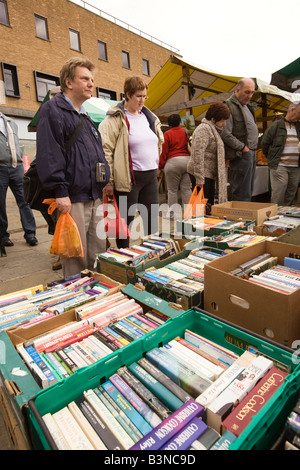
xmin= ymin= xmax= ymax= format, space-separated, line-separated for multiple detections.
xmin=60 ymin=57 xmax=95 ymax=92
xmin=236 ymin=78 xmax=256 ymax=90
xmin=168 ymin=114 xmax=181 ymax=127
xmin=287 ymin=102 xmax=300 ymax=112
xmin=124 ymin=76 xmax=148 ymax=101
xmin=206 ymin=101 xmax=231 ymax=121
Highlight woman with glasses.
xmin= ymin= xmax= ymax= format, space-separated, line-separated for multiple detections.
xmin=99 ymin=76 xmax=164 ymax=248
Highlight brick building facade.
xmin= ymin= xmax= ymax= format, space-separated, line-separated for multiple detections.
xmin=0 ymin=0 xmax=177 ymax=153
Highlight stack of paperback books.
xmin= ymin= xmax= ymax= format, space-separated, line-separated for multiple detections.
xmin=16 ymin=292 xmax=170 ymax=388
xmin=38 ymin=327 xmax=287 ymax=450
xmin=205 ymin=232 xmax=276 ymax=250
xmin=260 ymin=215 xmax=300 ymax=235
xmin=0 ymin=273 xmax=117 ymax=332
xmin=278 ymin=205 xmax=300 ymax=218
xmin=230 ymin=253 xmax=300 ymax=293
xmin=100 ymin=236 xmax=181 ymax=266
xmin=139 ymin=248 xmax=226 ymax=297
xmin=178 ymin=216 xmax=252 ymax=237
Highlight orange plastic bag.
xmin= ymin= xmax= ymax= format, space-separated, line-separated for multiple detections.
xmin=183 ymin=185 xmax=208 ymax=219
xmin=43 ymin=198 xmax=84 ymax=258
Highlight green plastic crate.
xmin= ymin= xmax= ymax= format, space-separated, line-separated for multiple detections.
xmin=27 ymin=308 xmax=299 ymax=450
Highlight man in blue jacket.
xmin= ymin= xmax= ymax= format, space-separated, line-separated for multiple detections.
xmin=36 ymin=57 xmax=110 ymax=277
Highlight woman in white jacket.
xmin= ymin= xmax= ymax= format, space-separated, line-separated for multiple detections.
xmin=99 ymin=76 xmax=164 ymax=248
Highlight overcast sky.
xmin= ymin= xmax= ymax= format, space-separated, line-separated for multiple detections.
xmin=79 ymin=0 xmax=299 ymax=83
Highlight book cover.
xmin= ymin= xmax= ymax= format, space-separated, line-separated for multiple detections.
xmin=42 ymin=412 xmax=70 ymax=450
xmin=161 ymin=417 xmax=207 ymax=450
xmin=189 ymin=426 xmax=221 ymax=450
xmin=130 ymin=399 xmax=204 ymax=450
xmin=207 ymin=355 xmax=273 ymax=432
xmin=222 ymin=366 xmax=288 ymax=436
xmin=210 ymin=430 xmax=237 ymax=449
xmin=196 ymin=351 xmax=256 ymax=408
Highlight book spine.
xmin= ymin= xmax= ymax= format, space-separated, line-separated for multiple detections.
xmin=52 ymin=407 xmax=95 ymax=450
xmin=137 ymin=357 xmax=193 ymax=404
xmin=76 ymin=397 xmax=124 ymax=450
xmin=128 ymin=362 xmax=184 ymax=412
xmin=130 ymin=398 xmax=204 ymax=450
xmin=96 ymin=386 xmax=143 ymax=443
xmin=42 ymin=413 xmax=70 ymax=450
xmin=24 ymin=345 xmax=57 ymax=387
xmin=84 ymin=389 xmax=135 ymax=449
xmin=93 ymin=330 xmax=121 ymax=351
xmin=54 ymin=349 xmax=77 ymax=374
xmin=101 ymin=380 xmax=153 ymax=436
xmin=45 ymin=352 xmax=70 ymax=378
xmin=117 ymin=366 xmax=171 ymax=420
xmin=67 ymin=401 xmax=108 ymax=450
xmin=161 ymin=417 xmax=207 ymax=450
xmin=109 ymin=373 xmax=162 ymax=428
xmin=145 ymin=348 xmax=211 ymax=397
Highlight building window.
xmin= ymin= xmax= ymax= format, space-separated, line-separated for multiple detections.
xmin=69 ymin=28 xmax=81 ymax=51
xmin=142 ymin=59 xmax=150 ymax=76
xmin=96 ymin=87 xmax=117 ymax=100
xmin=34 ymin=71 xmax=59 ymax=102
xmin=0 ymin=0 xmax=9 ymax=26
xmin=34 ymin=14 xmax=49 ymax=40
xmin=98 ymin=41 xmax=107 ymax=61
xmin=1 ymin=63 xmax=20 ymax=97
xmin=122 ymin=51 xmax=130 ymax=69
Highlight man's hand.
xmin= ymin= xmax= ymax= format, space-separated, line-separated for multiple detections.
xmin=56 ymin=196 xmax=71 ymax=213
xmin=102 ymin=183 xmax=114 ymax=197
xmin=242 ymin=145 xmax=250 ymax=152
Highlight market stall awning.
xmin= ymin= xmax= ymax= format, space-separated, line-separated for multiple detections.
xmin=271 ymin=57 xmax=300 ymax=92
xmin=146 ymin=55 xmax=300 ymax=132
xmin=28 ymin=94 xmax=116 ymax=132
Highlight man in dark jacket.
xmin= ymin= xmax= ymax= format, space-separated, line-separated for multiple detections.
xmin=262 ymin=103 xmax=300 ymax=205
xmin=222 ymin=78 xmax=258 ymax=201
xmin=36 ymin=57 xmax=110 ymax=277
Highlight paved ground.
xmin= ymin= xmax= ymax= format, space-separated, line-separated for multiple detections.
xmin=0 ymin=187 xmax=172 ymax=449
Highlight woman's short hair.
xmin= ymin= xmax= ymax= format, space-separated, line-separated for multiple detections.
xmin=168 ymin=114 xmax=181 ymax=127
xmin=205 ymin=101 xmax=231 ymax=122
xmin=124 ymin=76 xmax=148 ymax=100
xmin=60 ymin=57 xmax=94 ymax=92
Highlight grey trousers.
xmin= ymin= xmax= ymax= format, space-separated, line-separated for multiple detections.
xmin=164 ymin=156 xmax=192 ymax=209
xmin=270 ymin=165 xmax=300 ymax=205
xmin=61 ymin=198 xmax=106 ymax=278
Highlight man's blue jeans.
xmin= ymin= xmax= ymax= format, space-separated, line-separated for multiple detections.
xmin=0 ymin=165 xmax=36 ymax=240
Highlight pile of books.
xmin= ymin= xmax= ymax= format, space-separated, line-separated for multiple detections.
xmin=278 ymin=205 xmax=300 ymax=218
xmin=100 ymin=236 xmax=181 ymax=266
xmin=182 ymin=216 xmax=250 ymax=233
xmin=206 ymin=232 xmax=276 ymax=248
xmin=230 ymin=253 xmax=300 ymax=293
xmin=40 ymin=328 xmax=288 ymax=450
xmin=140 ymin=248 xmax=225 ymax=296
xmin=260 ymin=215 xmax=300 ymax=234
xmin=0 ymin=274 xmax=115 ymax=332
xmin=282 ymin=398 xmax=300 ymax=450
xmin=16 ymin=292 xmax=169 ymax=388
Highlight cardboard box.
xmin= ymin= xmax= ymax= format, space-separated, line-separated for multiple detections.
xmin=203 ymin=241 xmax=300 ymax=348
xmin=211 ymin=201 xmax=277 ymax=226
xmin=97 ymin=237 xmax=198 ymax=285
xmin=277 ymin=225 xmax=300 ymax=246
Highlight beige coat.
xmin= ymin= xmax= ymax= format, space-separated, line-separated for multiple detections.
xmin=187 ymin=118 xmax=228 ymax=204
xmin=99 ymin=101 xmax=164 ymax=192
